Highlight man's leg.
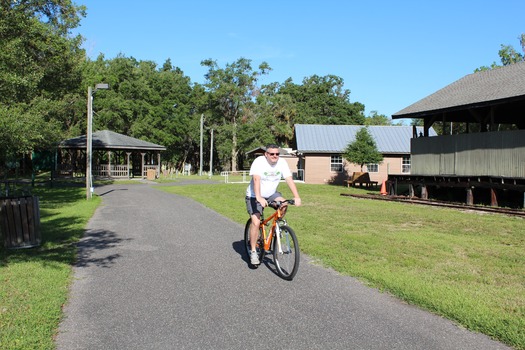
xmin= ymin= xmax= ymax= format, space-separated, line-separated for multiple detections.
xmin=249 ymin=213 xmax=260 ymax=252
xmin=246 ymin=196 xmax=263 ymax=264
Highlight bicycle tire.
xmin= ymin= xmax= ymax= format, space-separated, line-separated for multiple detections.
xmin=273 ymin=225 xmax=300 ymax=280
xmin=244 ymin=219 xmax=264 ymax=265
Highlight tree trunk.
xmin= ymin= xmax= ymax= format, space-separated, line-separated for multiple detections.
xmin=231 ymin=121 xmax=238 ymax=171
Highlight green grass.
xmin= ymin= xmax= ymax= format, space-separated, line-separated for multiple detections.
xmin=0 ymin=186 xmax=100 ymax=350
xmin=158 ymin=182 xmax=525 ymax=350
xmin=1 ymin=179 xmax=523 ymax=349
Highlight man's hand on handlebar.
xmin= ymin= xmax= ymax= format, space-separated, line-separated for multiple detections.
xmin=256 ymin=196 xmax=268 ymax=208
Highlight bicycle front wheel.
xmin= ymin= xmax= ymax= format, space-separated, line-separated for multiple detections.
xmin=273 ymin=225 xmax=299 ymax=280
xmin=244 ymin=219 xmax=264 ymax=265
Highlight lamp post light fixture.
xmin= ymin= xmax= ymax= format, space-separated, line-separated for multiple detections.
xmin=86 ymin=83 xmax=109 ymax=199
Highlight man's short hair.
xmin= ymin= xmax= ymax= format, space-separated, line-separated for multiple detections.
xmin=265 ymin=144 xmax=280 ymax=150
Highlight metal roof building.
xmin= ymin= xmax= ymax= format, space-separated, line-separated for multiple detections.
xmin=295 ymin=124 xmax=436 ymax=154
xmin=388 ymin=62 xmax=525 ymax=207
xmin=393 ymin=60 xmax=525 ymax=132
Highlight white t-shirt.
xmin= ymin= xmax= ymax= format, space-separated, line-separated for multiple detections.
xmin=245 ymin=156 xmax=292 ymax=198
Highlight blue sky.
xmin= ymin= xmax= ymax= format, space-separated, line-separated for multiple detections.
xmin=73 ymin=0 xmax=525 ymax=121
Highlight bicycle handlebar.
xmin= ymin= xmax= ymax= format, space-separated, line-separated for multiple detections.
xmin=268 ymin=199 xmax=295 ymax=208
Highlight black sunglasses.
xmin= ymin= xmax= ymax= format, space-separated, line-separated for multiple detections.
xmin=267 ymin=152 xmax=280 ymax=156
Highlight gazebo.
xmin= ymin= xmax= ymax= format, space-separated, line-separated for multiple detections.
xmin=57 ymin=130 xmax=166 ymax=179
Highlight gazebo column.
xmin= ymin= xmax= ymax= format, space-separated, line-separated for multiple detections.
xmin=141 ymin=152 xmax=146 ymax=179
xmin=108 ymin=151 xmax=112 ymax=177
xmin=157 ymin=152 xmax=161 ymax=177
xmin=126 ymin=152 xmax=131 ymax=179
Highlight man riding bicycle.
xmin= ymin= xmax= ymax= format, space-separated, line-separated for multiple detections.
xmin=245 ymin=144 xmax=302 ymax=265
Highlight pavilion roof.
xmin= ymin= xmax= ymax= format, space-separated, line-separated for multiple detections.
xmin=59 ymin=130 xmax=166 ymax=151
xmin=392 ymin=61 xmax=525 ymax=123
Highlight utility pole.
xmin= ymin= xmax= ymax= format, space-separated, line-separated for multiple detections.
xmin=199 ymin=113 xmax=203 ymax=176
xmin=209 ymin=129 xmax=213 ymax=178
xmin=86 ymin=87 xmax=93 ymax=200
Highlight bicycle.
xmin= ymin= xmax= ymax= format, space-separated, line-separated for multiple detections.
xmin=244 ymin=199 xmax=300 ymax=280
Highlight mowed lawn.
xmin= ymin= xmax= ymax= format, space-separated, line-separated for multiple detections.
xmin=0 ymin=186 xmax=100 ymax=350
xmin=158 ymin=181 xmax=525 ymax=350
xmin=0 ymin=179 xmax=523 ymax=349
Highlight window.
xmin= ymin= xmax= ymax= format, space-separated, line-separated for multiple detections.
xmin=402 ymin=156 xmax=411 ymax=173
xmin=331 ymin=155 xmax=343 ymax=172
xmin=366 ymin=163 xmax=378 ymax=173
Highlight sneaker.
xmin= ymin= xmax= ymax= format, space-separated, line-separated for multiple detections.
xmin=250 ymin=250 xmax=260 ymax=265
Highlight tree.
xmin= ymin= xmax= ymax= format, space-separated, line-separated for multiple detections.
xmin=0 ymin=0 xmax=86 ymax=173
xmin=475 ymin=33 xmax=525 ymax=72
xmin=365 ymin=111 xmax=393 ymax=126
xmin=277 ymin=75 xmax=365 ymax=125
xmin=343 ymin=127 xmax=383 ymax=171
xmin=201 ymin=58 xmax=271 ymax=171
xmin=81 ymin=54 xmax=196 ymax=169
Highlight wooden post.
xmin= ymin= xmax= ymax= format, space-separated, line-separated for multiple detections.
xmin=466 ymin=188 xmax=474 ymax=205
xmin=126 ymin=152 xmax=131 ymax=179
xmin=141 ymin=153 xmax=146 ymax=179
xmin=157 ymin=152 xmax=161 ymax=177
xmin=408 ymin=184 xmax=414 ymax=198
xmin=490 ymin=188 xmax=498 ymax=207
xmin=421 ymin=184 xmax=428 ymax=200
xmin=108 ymin=151 xmax=112 ymax=177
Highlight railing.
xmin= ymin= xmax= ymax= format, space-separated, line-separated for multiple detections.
xmin=220 ymin=169 xmax=305 ymax=183
xmin=220 ymin=171 xmax=249 ymax=183
xmin=56 ymin=164 xmax=84 ymax=177
xmin=93 ymin=164 xmax=129 ymax=177
xmin=142 ymin=165 xmax=159 ymax=178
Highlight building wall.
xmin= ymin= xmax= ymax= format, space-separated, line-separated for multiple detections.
xmin=303 ymin=154 xmax=334 ymax=184
xmin=302 ymin=153 xmax=409 ymax=185
xmin=411 ymin=130 xmax=525 ymax=178
xmin=282 ymin=156 xmax=299 ymax=176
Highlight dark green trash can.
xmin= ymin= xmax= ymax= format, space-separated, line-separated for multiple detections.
xmin=0 ymin=196 xmax=41 ymax=249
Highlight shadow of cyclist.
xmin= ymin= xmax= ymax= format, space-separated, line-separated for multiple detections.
xmin=232 ymin=240 xmax=281 ymax=275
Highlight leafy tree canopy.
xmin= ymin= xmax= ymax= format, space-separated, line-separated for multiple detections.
xmin=277 ymin=75 xmax=365 ymax=125
xmin=365 ymin=111 xmax=395 ymax=126
xmin=343 ymin=127 xmax=383 ymax=171
xmin=0 ymin=0 xmax=86 ymax=171
xmin=201 ymin=57 xmax=271 ymax=171
xmin=475 ymin=33 xmax=525 ymax=72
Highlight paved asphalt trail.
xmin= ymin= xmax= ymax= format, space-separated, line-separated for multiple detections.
xmin=56 ymin=182 xmax=511 ymax=350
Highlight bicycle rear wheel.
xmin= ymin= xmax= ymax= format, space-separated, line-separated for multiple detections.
xmin=244 ymin=219 xmax=264 ymax=265
xmin=273 ymin=225 xmax=299 ymax=280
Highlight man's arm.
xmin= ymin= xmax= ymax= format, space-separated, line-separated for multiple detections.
xmin=285 ymin=176 xmax=301 ymax=206
xmin=253 ymin=174 xmax=268 ymax=207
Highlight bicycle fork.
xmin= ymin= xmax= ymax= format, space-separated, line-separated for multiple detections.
xmin=274 ymin=224 xmax=283 ymax=254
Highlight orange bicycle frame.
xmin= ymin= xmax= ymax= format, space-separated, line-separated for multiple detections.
xmin=259 ymin=205 xmax=288 ymax=251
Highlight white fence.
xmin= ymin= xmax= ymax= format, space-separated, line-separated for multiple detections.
xmin=220 ymin=169 xmax=305 ymax=184
xmin=220 ymin=171 xmax=249 ymax=183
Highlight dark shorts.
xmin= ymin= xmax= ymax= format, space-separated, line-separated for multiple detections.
xmin=245 ymin=192 xmax=282 ymax=216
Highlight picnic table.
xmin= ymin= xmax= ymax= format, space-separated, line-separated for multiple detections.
xmin=346 ymin=172 xmax=378 ymax=188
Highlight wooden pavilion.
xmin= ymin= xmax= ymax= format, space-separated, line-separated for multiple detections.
xmin=390 ymin=61 xmax=525 ymax=208
xmin=57 ymin=130 xmax=166 ymax=179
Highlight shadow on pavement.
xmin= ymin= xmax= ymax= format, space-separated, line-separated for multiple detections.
xmin=76 ymin=229 xmax=129 ymax=268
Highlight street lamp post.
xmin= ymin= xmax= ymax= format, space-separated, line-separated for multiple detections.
xmin=86 ymin=83 xmax=109 ymax=199
xmin=199 ymin=113 xmax=204 ymax=176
